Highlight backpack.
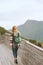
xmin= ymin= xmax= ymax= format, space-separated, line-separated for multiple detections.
xmin=13 ymin=33 xmax=20 ymax=44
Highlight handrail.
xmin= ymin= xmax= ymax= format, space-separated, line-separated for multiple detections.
xmin=23 ymin=39 xmax=43 ymax=52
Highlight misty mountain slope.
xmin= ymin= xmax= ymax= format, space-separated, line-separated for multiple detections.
xmin=18 ymin=20 xmax=43 ymax=42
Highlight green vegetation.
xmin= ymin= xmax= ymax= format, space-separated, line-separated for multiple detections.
xmin=0 ymin=26 xmax=10 ymax=35
xmin=29 ymin=39 xmax=37 ymax=43
xmin=38 ymin=42 xmax=43 ymax=48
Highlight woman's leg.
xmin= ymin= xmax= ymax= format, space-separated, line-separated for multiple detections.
xmin=12 ymin=45 xmax=18 ymax=64
xmin=14 ymin=46 xmax=18 ymax=64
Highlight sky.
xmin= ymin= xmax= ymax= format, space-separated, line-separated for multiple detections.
xmin=0 ymin=0 xmax=43 ymax=29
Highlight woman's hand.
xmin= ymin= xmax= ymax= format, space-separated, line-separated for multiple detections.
xmin=18 ymin=44 xmax=22 ymax=47
xmin=10 ymin=43 xmax=13 ymax=46
xmin=10 ymin=40 xmax=13 ymax=43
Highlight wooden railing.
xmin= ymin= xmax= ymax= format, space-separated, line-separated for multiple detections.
xmin=17 ymin=40 xmax=43 ymax=65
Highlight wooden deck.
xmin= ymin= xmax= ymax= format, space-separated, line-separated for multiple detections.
xmin=0 ymin=35 xmax=43 ymax=65
xmin=0 ymin=44 xmax=15 ymax=65
xmin=17 ymin=40 xmax=43 ymax=65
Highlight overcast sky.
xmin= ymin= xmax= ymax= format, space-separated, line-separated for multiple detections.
xmin=0 ymin=0 xmax=43 ymax=29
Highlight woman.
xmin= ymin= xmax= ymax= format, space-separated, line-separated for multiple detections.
xmin=10 ymin=26 xmax=21 ymax=64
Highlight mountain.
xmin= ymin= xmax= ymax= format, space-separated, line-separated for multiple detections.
xmin=18 ymin=20 xmax=43 ymax=42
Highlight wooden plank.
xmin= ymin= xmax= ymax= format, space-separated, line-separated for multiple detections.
xmin=0 ymin=44 xmax=15 ymax=65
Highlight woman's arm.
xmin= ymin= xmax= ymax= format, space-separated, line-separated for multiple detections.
xmin=10 ymin=34 xmax=13 ymax=45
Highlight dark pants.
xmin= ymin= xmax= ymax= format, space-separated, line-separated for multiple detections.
xmin=12 ymin=45 xmax=18 ymax=58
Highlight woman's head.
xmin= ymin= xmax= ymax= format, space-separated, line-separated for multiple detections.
xmin=12 ymin=26 xmax=17 ymax=32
